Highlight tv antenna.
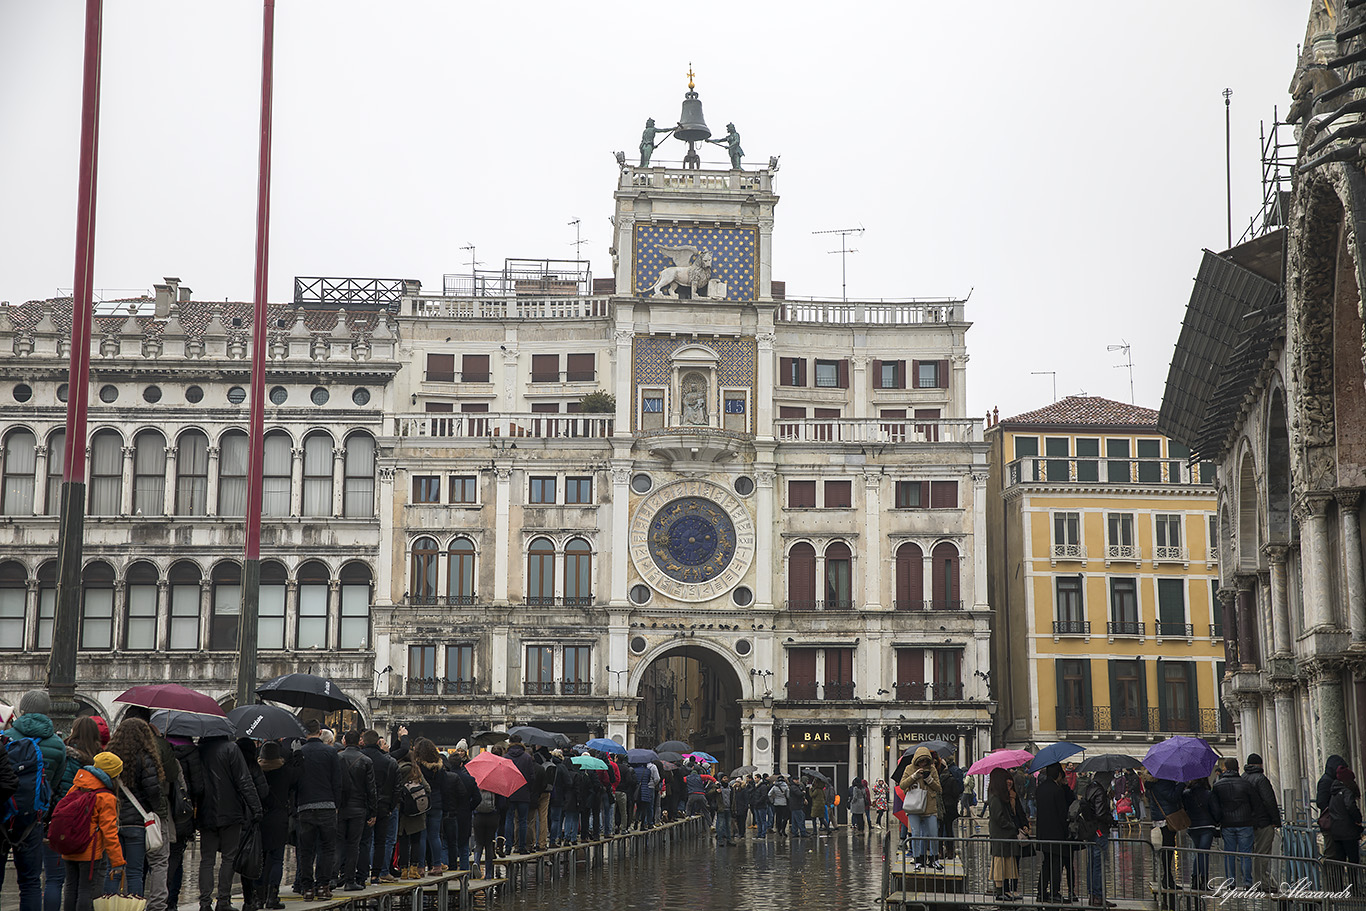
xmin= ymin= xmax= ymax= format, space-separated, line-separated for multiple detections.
xmin=1108 ymin=340 xmax=1135 ymax=403
xmin=1031 ymin=371 xmax=1057 ymax=402
xmin=812 ymin=225 xmax=864 ymax=301
xmin=568 ymin=218 xmax=589 ymax=261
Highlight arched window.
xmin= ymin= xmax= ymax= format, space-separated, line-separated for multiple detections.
xmin=343 ymin=432 xmax=376 ymax=517
xmin=80 ymin=561 xmax=116 ymax=650
xmin=0 ymin=561 xmax=27 ymax=649
xmin=45 ymin=431 xmax=64 ymax=515
xmin=1 ymin=429 xmax=36 ymax=515
xmin=167 ymin=561 xmax=202 ymax=650
xmin=564 ymin=539 xmax=592 ymax=606
xmin=124 ymin=561 xmax=159 ymax=650
xmin=302 ymin=432 xmax=333 ymax=517
xmin=132 ymin=431 xmax=166 ymax=516
xmin=447 ymin=539 xmax=475 ymax=605
xmin=176 ymin=430 xmax=209 ymax=516
xmin=895 ymin=542 xmax=924 ymax=611
xmin=411 ymin=537 xmax=439 ymax=604
xmin=931 ymin=542 xmax=960 ymax=610
xmin=527 ymin=538 xmax=555 ymax=606
xmin=825 ymin=541 xmax=852 ymax=609
xmin=297 ymin=560 xmax=330 ymax=648
xmin=262 ymin=431 xmax=292 ymax=517
xmin=788 ymin=543 xmax=817 ymax=611
xmin=258 ymin=561 xmax=288 ymax=650
xmin=218 ymin=431 xmax=248 ymax=517
xmin=210 ymin=562 xmax=242 ymax=651
xmin=88 ymin=430 xmax=122 ymax=515
xmin=36 ymin=561 xmax=56 ymax=649
xmin=339 ymin=562 xmax=372 ymax=649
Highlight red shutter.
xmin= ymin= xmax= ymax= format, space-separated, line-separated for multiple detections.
xmin=531 ymin=354 xmax=559 ymax=382
xmin=897 ymin=648 xmax=925 ymax=699
xmin=826 ymin=648 xmax=853 ymax=685
xmin=897 ymin=360 xmax=907 ymax=389
xmin=566 ymin=353 xmax=595 ymax=382
xmin=779 ymin=406 xmax=807 ymax=419
xmin=911 ymin=359 xmax=921 ymax=389
xmin=789 ymin=647 xmax=817 ymax=698
xmin=424 ymin=401 xmax=454 ymax=413
xmin=938 ymin=359 xmax=950 ymax=388
xmin=789 ymin=481 xmax=817 ymax=508
xmin=813 ymin=407 xmax=841 ymax=418
xmin=825 ymin=480 xmax=852 ymax=508
xmin=837 ymin=359 xmax=849 ymax=388
xmin=789 ymin=544 xmax=816 ymax=604
xmin=896 ymin=543 xmax=923 ymax=608
xmin=797 ymin=359 xmax=808 ymax=387
xmin=461 ymin=354 xmax=489 ymax=382
xmin=930 ymin=480 xmax=959 ymax=508
xmin=780 ymin=357 xmax=794 ymax=387
xmin=880 ymin=409 xmax=907 ymax=419
xmin=931 ymin=542 xmax=960 ymax=608
xmin=426 ymin=353 xmax=455 ymax=382
xmin=530 ymin=403 xmax=560 ymax=413
xmin=872 ymin=359 xmax=883 ymax=389
xmin=920 ymin=481 xmax=930 ymax=506
xmin=460 ymin=403 xmax=489 ymax=413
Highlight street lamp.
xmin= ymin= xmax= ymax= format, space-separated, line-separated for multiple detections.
xmin=606 ymin=666 xmax=629 ymax=712
xmin=750 ymin=668 xmax=774 ymax=709
xmin=680 ymin=699 xmax=693 ymax=722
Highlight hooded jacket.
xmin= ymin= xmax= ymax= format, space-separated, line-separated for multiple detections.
xmin=418 ymin=757 xmax=445 ymax=816
xmin=11 ymin=713 xmax=73 ymax=802
xmin=1318 ymin=755 xmax=1347 ymax=811
xmin=1329 ymin=777 xmax=1363 ymax=841
xmin=1243 ymin=762 xmax=1281 ymax=828
xmin=361 ymin=743 xmax=398 ymax=819
xmin=899 ymin=747 xmax=942 ymax=817
xmin=504 ymin=744 xmax=536 ymax=803
xmin=61 ymin=767 xmax=125 ymax=867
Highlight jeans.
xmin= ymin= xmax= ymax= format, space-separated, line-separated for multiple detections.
xmin=110 ymin=825 xmax=147 ymax=896
xmin=790 ymin=807 xmax=807 ymax=836
xmin=446 ymin=815 xmax=470 ymax=872
xmin=1189 ymin=828 xmax=1215 ymax=890
xmin=1 ymin=820 xmax=44 ymax=911
xmin=198 ymin=824 xmax=242 ymax=907
xmin=503 ymin=800 xmax=530 ymax=853
xmin=907 ymin=813 xmax=938 ymax=857
xmin=256 ymin=845 xmax=285 ymax=895
xmin=716 ymin=811 xmax=731 ymax=843
xmin=471 ymin=815 xmax=499 ymax=880
xmin=600 ymin=793 xmax=615 ymax=837
xmin=633 ymin=801 xmax=653 ymax=830
xmin=295 ymin=808 xmax=337 ymax=892
xmin=375 ymin=810 xmax=397 ymax=877
xmin=549 ymin=806 xmax=564 ymax=845
xmin=422 ymin=811 xmax=445 ymax=868
xmin=63 ymin=859 xmax=108 ymax=911
xmin=1222 ymin=825 xmax=1254 ymax=887
xmin=1088 ymin=832 xmax=1107 ymax=899
xmin=337 ymin=815 xmax=366 ymax=884
xmin=167 ymin=835 xmax=190 ymax=909
xmin=355 ymin=818 xmax=374 ymax=883
xmin=43 ymin=839 xmax=66 ymax=911
xmin=564 ymin=809 xmax=580 ymax=843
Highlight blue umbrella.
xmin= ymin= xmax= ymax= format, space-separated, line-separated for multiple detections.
xmin=627 ymin=748 xmax=659 ymax=764
xmin=1027 ymin=741 xmax=1084 ymax=773
xmin=1142 ymin=736 xmax=1218 ymax=781
xmin=585 ymin=737 xmax=627 ymax=755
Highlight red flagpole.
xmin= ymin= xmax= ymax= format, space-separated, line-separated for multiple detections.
xmin=237 ymin=0 xmax=276 ymax=707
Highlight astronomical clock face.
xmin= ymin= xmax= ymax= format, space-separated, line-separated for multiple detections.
xmin=629 ymin=479 xmax=756 ymax=602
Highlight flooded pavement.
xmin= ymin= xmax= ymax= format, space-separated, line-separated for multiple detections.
xmin=509 ymin=829 xmax=886 ymax=911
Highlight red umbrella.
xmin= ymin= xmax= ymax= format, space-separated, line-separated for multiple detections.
xmin=466 ymin=751 xmax=528 ymax=798
xmin=115 ymin=684 xmax=226 ymax=717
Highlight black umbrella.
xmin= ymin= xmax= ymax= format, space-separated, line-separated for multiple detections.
xmin=656 ymin=740 xmax=692 ymax=753
xmin=256 ymin=673 xmax=356 ymax=712
xmin=657 ymin=750 xmax=684 ymax=763
xmin=472 ymin=730 xmax=509 ymax=747
xmin=507 ymin=725 xmax=561 ymax=749
xmin=1077 ymin=753 xmax=1143 ymax=774
xmin=227 ymin=704 xmax=307 ymax=741
xmin=904 ymin=740 xmax=956 ymax=757
xmin=151 ymin=709 xmax=234 ymax=739
xmin=801 ymin=769 xmax=833 ymax=785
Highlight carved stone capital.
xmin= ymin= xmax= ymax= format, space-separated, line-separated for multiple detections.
xmin=755 ymin=470 xmax=776 ymax=488
xmin=1262 ymin=544 xmax=1290 ymax=565
xmin=377 ymin=466 xmax=396 ymax=483
xmin=611 ymin=467 xmax=632 ymax=486
xmin=613 ymin=329 xmax=634 ymax=345
xmin=1335 ymin=489 xmax=1362 ymax=510
xmin=1294 ymin=493 xmax=1333 ymax=520
xmin=756 ymin=331 xmax=776 ymax=346
xmin=206 ymin=446 xmax=220 ymax=460
xmin=34 ymin=445 xmax=47 ymax=458
xmin=951 ymin=354 xmax=970 ymax=366
xmin=122 ymin=446 xmax=135 ymax=459
xmin=862 ymin=473 xmax=881 ymax=490
xmin=495 ymin=466 xmax=513 ymax=481
xmin=1216 ymin=588 xmax=1237 ymax=607
xmin=1236 ymin=694 xmax=1262 ymax=711
xmin=850 ymin=355 xmax=870 ymax=369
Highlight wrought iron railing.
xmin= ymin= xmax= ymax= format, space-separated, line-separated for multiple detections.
xmin=1107 ymin=620 xmax=1145 ymax=637
xmin=1055 ymin=706 xmax=1225 ymax=734
xmin=1053 ymin=620 xmax=1091 ymax=635
xmin=1156 ymin=621 xmax=1194 ymax=638
xmin=443 ymin=679 xmax=475 ymax=695
xmin=787 ymin=679 xmax=818 ymax=700
xmin=523 ymin=681 xmax=556 ymax=695
xmin=524 ymin=595 xmax=593 ymax=607
xmin=785 ymin=599 xmax=855 ymax=612
xmin=892 ymin=599 xmax=964 ymax=611
xmin=405 ymin=594 xmax=479 ymax=607
xmin=560 ymin=681 xmax=592 ymax=696
xmin=823 ymin=681 xmax=855 ymax=700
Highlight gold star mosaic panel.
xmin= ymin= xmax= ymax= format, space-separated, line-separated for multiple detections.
xmin=633 ymin=224 xmax=758 ymax=301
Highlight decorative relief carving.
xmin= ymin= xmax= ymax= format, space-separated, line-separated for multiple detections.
xmin=629 ymin=478 xmax=756 ymax=603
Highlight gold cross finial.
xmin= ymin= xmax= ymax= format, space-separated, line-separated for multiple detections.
xmin=688 ymin=64 xmax=695 ymax=91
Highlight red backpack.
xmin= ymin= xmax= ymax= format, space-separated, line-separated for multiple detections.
xmin=47 ymin=788 xmax=100 ymax=856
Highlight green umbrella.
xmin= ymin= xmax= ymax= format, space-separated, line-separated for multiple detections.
xmin=571 ymin=754 xmax=608 ymax=771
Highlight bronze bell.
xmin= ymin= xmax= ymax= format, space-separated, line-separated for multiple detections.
xmin=675 ymin=90 xmax=711 ymax=143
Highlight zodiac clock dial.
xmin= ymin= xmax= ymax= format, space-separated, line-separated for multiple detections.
xmin=629 ymin=479 xmax=756 ymax=603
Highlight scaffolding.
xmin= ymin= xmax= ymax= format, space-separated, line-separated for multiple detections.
xmin=1237 ymin=107 xmax=1298 ymax=246
xmin=442 ymin=258 xmax=593 ymax=298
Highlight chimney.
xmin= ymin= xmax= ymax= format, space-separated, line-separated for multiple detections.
xmin=153 ymin=283 xmax=174 ymax=318
xmin=178 ymin=285 xmax=192 ymax=303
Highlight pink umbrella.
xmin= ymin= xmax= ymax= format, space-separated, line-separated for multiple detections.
xmin=466 ymin=751 xmax=528 ymax=798
xmin=115 ymin=683 xmax=226 ymax=717
xmin=967 ymin=749 xmax=1034 ymax=776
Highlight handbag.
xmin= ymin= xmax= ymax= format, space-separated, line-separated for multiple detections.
xmin=119 ymin=783 xmax=164 ymax=853
xmin=904 ymin=785 xmax=929 ymax=815
xmin=1164 ymin=807 xmax=1191 ymax=832
xmin=235 ymin=822 xmax=264 ymax=881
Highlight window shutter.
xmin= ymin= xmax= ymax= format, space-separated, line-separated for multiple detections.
xmin=566 ymin=353 xmax=595 ymax=382
xmin=1107 ymin=660 xmax=1120 ymax=720
xmin=824 ymin=480 xmax=852 ymax=508
xmin=789 ymin=647 xmax=817 ymax=683
xmin=1156 ymin=658 xmax=1168 ymax=728
xmin=1081 ymin=662 xmax=1092 ymax=712
xmin=780 ymin=357 xmax=794 ymax=387
xmin=426 ymin=353 xmax=455 ymax=382
xmin=938 ymin=359 xmax=950 ymax=388
xmin=797 ymin=359 xmax=808 ymax=387
xmin=898 ymin=648 xmax=924 ymax=686
xmin=872 ymin=359 xmax=883 ymax=389
xmin=779 ymin=406 xmax=807 ymax=419
xmin=826 ymin=648 xmax=853 ymax=684
xmin=911 ymin=360 xmax=921 ymax=388
xmin=461 ymin=354 xmax=489 ymax=382
xmin=897 ymin=360 xmax=907 ymax=389
xmin=460 ymin=403 xmax=489 ymax=413
xmin=896 ymin=543 xmax=923 ymax=606
xmin=424 ymin=402 xmax=454 ymax=413
xmin=531 ymin=354 xmax=559 ymax=382
xmin=930 ymin=480 xmax=958 ymax=508
xmin=1185 ymin=662 xmax=1198 ymax=721
xmin=789 ymin=544 xmax=816 ymax=602
xmin=920 ymin=481 xmax=930 ymax=507
xmin=1136 ymin=659 xmax=1148 ymax=717
xmin=789 ymin=480 xmax=817 ymax=508
xmin=837 ymin=359 xmax=849 ymax=388
xmin=931 ymin=542 xmax=959 ymax=607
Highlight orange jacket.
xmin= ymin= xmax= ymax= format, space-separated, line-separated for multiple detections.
xmin=61 ymin=768 xmax=125 ymax=867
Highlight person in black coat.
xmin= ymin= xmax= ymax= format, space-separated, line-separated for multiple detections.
xmin=447 ymin=751 xmax=476 ymax=871
xmin=336 ymin=730 xmax=376 ymax=891
xmin=1034 ymin=763 xmax=1072 ymax=904
xmin=196 ymin=736 xmax=263 ymax=911
xmin=166 ymin=738 xmax=204 ymax=911
xmin=1183 ymin=777 xmax=1221 ymax=891
xmin=440 ymin=751 xmax=471 ymax=872
xmin=235 ymin=738 xmax=271 ymax=911
xmin=360 ymin=730 xmax=398 ymax=884
xmin=1319 ymin=754 xmax=1349 ymax=862
xmin=292 ymin=722 xmax=343 ymax=901
xmin=252 ymin=741 xmax=298 ymax=910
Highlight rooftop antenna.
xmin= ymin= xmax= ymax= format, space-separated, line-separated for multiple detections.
xmin=1108 ymin=340 xmax=1135 ymax=403
xmin=1224 ymin=88 xmax=1233 ymax=249
xmin=568 ymin=218 xmax=589 ymax=261
xmin=1031 ymin=371 xmax=1057 ymax=402
xmin=812 ymin=225 xmax=864 ymax=301
xmin=459 ymin=243 xmax=486 ymax=294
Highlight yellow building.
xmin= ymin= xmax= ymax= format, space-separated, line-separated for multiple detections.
xmin=985 ymin=397 xmax=1234 ymax=754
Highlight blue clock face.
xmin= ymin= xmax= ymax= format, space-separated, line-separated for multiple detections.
xmin=647 ymin=496 xmax=737 ymax=584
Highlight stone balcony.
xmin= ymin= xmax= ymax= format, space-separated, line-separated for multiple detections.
xmin=775 ymin=417 xmax=982 ymax=445
xmin=393 ymin=413 xmax=614 ymax=440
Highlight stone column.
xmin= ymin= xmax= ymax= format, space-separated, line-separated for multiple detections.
xmin=1236 ymin=578 xmax=1258 ymax=668
xmin=1238 ymin=695 xmax=1262 ymax=756
xmin=971 ymin=470 xmax=990 ymax=609
xmin=778 ymin=722 xmax=790 ymax=777
xmin=848 ymin=725 xmax=861 ymax=785
xmin=327 ymin=579 xmax=341 ymax=648
xmin=375 ymin=466 xmax=395 ymax=608
xmin=32 ymin=444 xmax=48 ymax=517
xmin=1311 ymin=660 xmax=1350 ymax=765
xmin=205 ymin=446 xmax=220 ymax=517
xmin=493 ymin=466 xmax=512 ymax=605
xmin=1264 ymin=545 xmax=1292 ymax=656
xmin=155 ymin=581 xmax=170 ymax=651
xmin=1217 ymin=588 xmax=1239 ymax=666
xmin=851 ymin=356 xmax=869 ymax=420
xmin=755 ymin=469 xmax=776 ymax=608
xmin=284 ymin=581 xmax=299 ymax=651
xmin=756 ymin=329 xmax=776 ymax=438
xmin=1272 ymin=684 xmax=1301 ymax=789
xmin=164 ymin=447 xmax=178 ymax=514
xmin=866 ymin=723 xmax=883 ymax=791
xmin=491 ymin=626 xmax=509 ymax=697
xmin=613 ymin=328 xmax=633 ymax=439
xmin=198 ymin=580 xmax=212 ymax=651
xmin=1298 ymin=495 xmax=1333 ymax=631
xmin=332 ymin=446 xmax=345 ymax=517
xmin=289 ymin=447 xmax=304 ymax=517
xmin=862 ymin=474 xmax=882 ymax=610
xmin=610 ymin=465 xmax=631 ymax=605
xmin=24 ymin=581 xmax=39 ymax=652
xmin=120 ymin=446 xmax=135 ymax=515
xmin=815 ymin=647 xmax=826 ymax=696
xmin=742 ymin=720 xmax=754 ymax=767
xmin=1336 ymin=491 xmax=1366 ymax=645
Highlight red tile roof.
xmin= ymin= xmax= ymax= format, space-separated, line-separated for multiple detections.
xmin=1000 ymin=396 xmax=1159 ymax=429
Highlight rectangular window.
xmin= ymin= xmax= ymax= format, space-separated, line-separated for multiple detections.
xmin=1057 ymin=658 xmax=1091 ymax=729
xmin=1109 ymin=659 xmax=1147 ymax=731
xmin=446 ymin=644 xmax=474 ymax=683
xmin=0 ymin=588 xmax=25 ymax=649
xmin=930 ymin=480 xmax=958 ymax=508
xmin=824 ymin=647 xmax=854 ymax=699
xmin=1211 ymin=580 xmax=1223 ymax=637
xmin=641 ymin=392 xmax=664 ymax=431
xmin=1199 ymin=462 xmax=1217 ymax=484
xmin=37 ymin=587 xmax=54 ymax=650
xmin=1106 ymin=438 xmax=1131 ymax=482
xmin=565 ymin=477 xmax=592 ymax=504
xmin=913 ymin=408 xmax=941 ymax=442
xmin=1054 ymin=512 xmax=1081 ymax=547
xmin=460 ymin=402 xmax=489 ymax=413
xmin=1156 ymin=514 xmax=1182 ymax=548
xmin=565 ymin=645 xmax=591 ymax=682
xmin=1110 ymin=577 xmax=1139 ymax=627
xmin=531 ymin=354 xmax=560 ymax=383
xmin=916 ymin=360 xmax=941 ymax=389
xmin=297 ymin=584 xmax=328 ymax=649
xmin=529 ymin=476 xmax=557 ymax=504
xmin=814 ymin=359 xmax=840 ymax=388
xmin=824 ymin=480 xmax=852 ymax=508
xmin=788 ymin=647 xmax=818 ymax=700
xmin=1137 ymin=438 xmax=1162 ymax=482
xmin=530 ymin=403 xmax=560 ymax=414
xmin=211 ymin=584 xmax=240 ymax=651
xmin=789 ymin=480 xmax=817 ymax=508
xmin=340 ymin=584 xmax=369 ymax=649
xmin=426 ymin=353 xmax=455 ymax=383
xmin=879 ymin=360 xmax=903 ymax=389
xmin=412 ymin=475 xmax=441 ymax=504
xmin=448 ymin=476 xmax=477 ymax=504
xmin=126 ymin=585 xmax=158 ymax=650
xmin=409 ymin=644 xmax=436 ymax=694
xmin=1159 ymin=661 xmax=1197 ymax=731
xmin=1107 ymin=512 xmax=1135 ymax=546
xmin=1157 ymin=578 xmax=1187 ymax=636
xmin=895 ymin=647 xmax=925 ymax=701
xmin=896 ymin=480 xmax=925 ymax=509
xmin=779 ymin=357 xmax=806 ymax=387
xmin=526 ymin=645 xmax=555 ymax=694
xmin=1056 ymin=576 xmax=1083 ymax=625
xmin=1075 ymin=437 xmax=1100 ymax=482
xmin=1045 ymin=437 xmax=1070 ymax=482
xmin=461 ymin=354 xmax=490 ymax=383
xmin=169 ymin=585 xmax=199 ymax=650
xmin=932 ymin=649 xmax=963 ymax=700
xmin=779 ymin=406 xmax=806 ymax=420
xmin=566 ymin=353 xmax=595 ymax=383
xmin=259 ymin=583 xmax=286 ymax=650
xmin=81 ymin=589 xmax=113 ymax=650
xmin=425 ymin=401 xmax=453 ymax=412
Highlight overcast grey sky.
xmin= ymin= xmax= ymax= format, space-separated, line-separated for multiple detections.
xmin=0 ymin=1 xmax=1309 ymax=420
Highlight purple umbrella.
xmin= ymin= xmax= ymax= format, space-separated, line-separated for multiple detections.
xmin=1142 ymin=736 xmax=1218 ymax=781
